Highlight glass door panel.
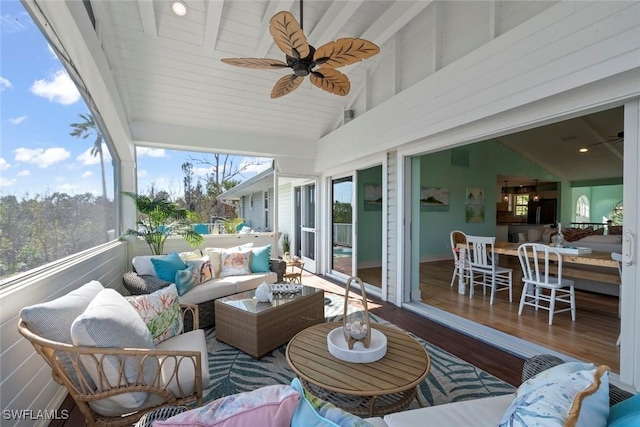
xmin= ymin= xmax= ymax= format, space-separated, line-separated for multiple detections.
xmin=332 ymin=177 xmax=354 ymax=275
xmin=301 ymin=184 xmax=316 ymax=272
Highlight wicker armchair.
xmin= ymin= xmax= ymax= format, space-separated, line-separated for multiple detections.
xmin=18 ymin=304 xmax=205 ymax=427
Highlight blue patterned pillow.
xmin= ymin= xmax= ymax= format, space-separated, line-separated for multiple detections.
xmin=290 ymin=378 xmax=373 ymax=427
xmin=498 ymin=364 xmax=610 ymax=427
xmin=174 ymin=263 xmax=198 ymax=296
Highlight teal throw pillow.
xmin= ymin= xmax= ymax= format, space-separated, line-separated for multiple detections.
xmin=174 ymin=263 xmax=198 ymax=296
xmin=290 ymin=378 xmax=373 ymax=427
xmin=608 ymin=393 xmax=640 ymax=427
xmin=251 ymin=245 xmax=272 ymax=273
xmin=151 ymin=252 xmax=187 ymax=282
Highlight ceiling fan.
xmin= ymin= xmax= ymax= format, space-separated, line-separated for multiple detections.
xmin=221 ymin=1 xmax=380 ymax=99
xmin=579 ymin=131 xmax=624 ymax=153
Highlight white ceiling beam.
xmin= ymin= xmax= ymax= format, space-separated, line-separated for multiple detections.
xmin=203 ymin=0 xmax=224 ymax=49
xmin=361 ymin=1 xmax=433 ymax=47
xmin=254 ymin=0 xmax=295 ymax=58
xmin=137 ymin=0 xmax=157 ymax=37
xmin=307 ymin=1 xmax=364 ymax=47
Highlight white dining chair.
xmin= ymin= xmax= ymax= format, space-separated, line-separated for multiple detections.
xmin=465 ymin=235 xmax=513 ymax=305
xmin=517 ymin=243 xmax=576 ymax=325
xmin=449 ymin=230 xmax=471 ymax=288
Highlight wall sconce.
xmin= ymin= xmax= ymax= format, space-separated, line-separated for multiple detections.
xmin=532 ymin=179 xmax=540 ymax=202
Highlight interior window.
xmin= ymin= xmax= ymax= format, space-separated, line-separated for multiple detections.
xmin=514 ymin=194 xmax=530 ymax=217
xmin=575 ymin=195 xmax=590 ymax=222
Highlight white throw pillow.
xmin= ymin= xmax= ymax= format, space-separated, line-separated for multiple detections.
xmin=220 ymin=248 xmax=253 ymax=277
xmin=71 ymin=289 xmax=158 ymax=416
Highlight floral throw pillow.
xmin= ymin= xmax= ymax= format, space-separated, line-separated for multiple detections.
xmin=126 ymin=284 xmax=183 ymax=344
xmin=220 ymin=249 xmax=252 ymax=277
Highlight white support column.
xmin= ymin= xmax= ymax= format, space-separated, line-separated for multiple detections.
xmin=273 ymin=160 xmax=280 ymax=257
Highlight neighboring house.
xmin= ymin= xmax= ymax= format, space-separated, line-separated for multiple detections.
xmin=217 ymin=168 xmax=275 ymax=232
xmin=5 ymin=1 xmax=640 ymax=416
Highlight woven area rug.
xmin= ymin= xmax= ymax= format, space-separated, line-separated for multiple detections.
xmin=203 ymin=292 xmax=515 ymax=408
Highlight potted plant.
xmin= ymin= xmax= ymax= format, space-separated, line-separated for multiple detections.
xmin=120 ymin=191 xmax=204 ymax=255
xmin=282 ymin=233 xmax=290 ymax=260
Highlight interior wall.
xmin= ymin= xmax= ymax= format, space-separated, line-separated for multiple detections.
xmin=356 ymin=166 xmax=383 ymax=267
xmin=571 ymin=185 xmax=624 ymax=224
xmin=417 ymin=140 xmax=561 ymax=258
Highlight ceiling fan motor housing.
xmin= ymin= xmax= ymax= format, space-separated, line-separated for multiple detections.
xmin=287 ymin=46 xmax=316 ymax=76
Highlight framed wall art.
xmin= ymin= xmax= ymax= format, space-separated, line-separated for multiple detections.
xmin=465 ymin=186 xmax=485 ymax=223
xmin=420 ymin=187 xmax=449 ymax=211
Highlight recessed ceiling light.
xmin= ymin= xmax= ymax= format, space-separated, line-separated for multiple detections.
xmin=171 ymin=1 xmax=188 ymax=16
xmin=579 ymin=147 xmax=588 ymax=153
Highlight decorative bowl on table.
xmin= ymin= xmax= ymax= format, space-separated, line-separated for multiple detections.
xmin=271 ymin=283 xmax=302 ymax=295
xmin=327 ymin=327 xmax=387 ymax=363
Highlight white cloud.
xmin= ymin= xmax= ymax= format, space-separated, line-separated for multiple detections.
xmin=193 ymin=166 xmax=213 ymax=177
xmin=0 ymin=76 xmax=12 ymax=91
xmin=10 ymin=115 xmax=28 ymax=124
xmin=14 ymin=147 xmax=71 ymax=168
xmin=77 ymin=143 xmax=112 ymax=165
xmin=239 ymin=158 xmax=272 ymax=175
xmin=0 ymin=177 xmax=16 ymax=187
xmin=81 ymin=171 xmax=94 ymax=178
xmin=137 ymin=147 xmax=167 ymax=158
xmin=57 ymin=183 xmax=82 ymax=194
xmin=0 ymin=157 xmax=9 ymax=171
xmin=17 ymin=170 xmax=30 ymax=177
xmin=138 ymin=170 xmax=148 ymax=178
xmin=1 ymin=12 xmax=33 ymax=33
xmin=30 ymin=69 xmax=80 ymax=105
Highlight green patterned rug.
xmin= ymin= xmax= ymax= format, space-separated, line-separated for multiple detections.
xmin=203 ymin=292 xmax=515 ymax=408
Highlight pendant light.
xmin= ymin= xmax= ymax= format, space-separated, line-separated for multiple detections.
xmin=532 ymin=179 xmax=540 ymax=202
xmin=502 ymin=181 xmax=509 ymax=202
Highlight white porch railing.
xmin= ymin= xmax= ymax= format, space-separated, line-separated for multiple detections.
xmin=333 ymin=223 xmax=352 ymax=247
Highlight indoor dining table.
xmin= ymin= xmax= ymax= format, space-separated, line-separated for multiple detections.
xmin=456 ymin=241 xmax=620 ymax=295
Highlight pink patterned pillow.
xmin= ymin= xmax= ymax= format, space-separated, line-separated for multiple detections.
xmin=220 ymin=249 xmax=252 ymax=277
xmin=154 ymin=384 xmax=300 ymax=427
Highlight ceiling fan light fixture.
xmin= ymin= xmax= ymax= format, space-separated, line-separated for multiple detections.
xmin=171 ymin=1 xmax=188 ymax=16
xmin=579 ymin=147 xmax=589 ymax=153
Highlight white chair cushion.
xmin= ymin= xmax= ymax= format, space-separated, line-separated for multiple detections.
xmin=156 ymin=329 xmax=210 ymax=398
xmin=382 ymin=394 xmax=514 ymax=426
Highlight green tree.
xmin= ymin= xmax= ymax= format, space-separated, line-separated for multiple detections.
xmin=70 ymin=113 xmax=107 ymax=199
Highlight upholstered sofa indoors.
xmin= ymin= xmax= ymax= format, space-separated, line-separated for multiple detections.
xmin=135 ymin=354 xmax=637 ymax=427
xmin=123 ymin=245 xmax=286 ymax=328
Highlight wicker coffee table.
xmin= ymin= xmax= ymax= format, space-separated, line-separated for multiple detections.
xmin=215 ymin=285 xmax=324 ymax=358
xmin=286 ymin=322 xmax=431 ymax=417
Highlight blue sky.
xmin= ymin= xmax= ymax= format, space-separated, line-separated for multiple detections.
xmin=0 ymin=0 xmax=270 ymax=200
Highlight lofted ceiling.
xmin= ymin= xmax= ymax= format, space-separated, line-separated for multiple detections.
xmin=77 ymin=1 xmax=624 ymax=182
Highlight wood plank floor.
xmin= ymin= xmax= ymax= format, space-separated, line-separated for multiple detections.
xmin=54 ymin=272 xmax=525 ymax=427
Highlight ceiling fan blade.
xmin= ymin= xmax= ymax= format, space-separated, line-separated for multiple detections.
xmin=313 ymin=38 xmax=380 ymax=68
xmin=271 ymin=74 xmax=304 ymax=99
xmin=310 ymin=68 xmax=350 ymax=96
xmin=269 ymin=11 xmax=310 ymax=59
xmin=221 ymin=58 xmax=288 ymax=69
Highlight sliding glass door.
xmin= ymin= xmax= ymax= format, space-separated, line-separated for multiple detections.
xmin=294 ymin=183 xmax=316 ymax=273
xmin=331 ymin=176 xmax=354 ymax=276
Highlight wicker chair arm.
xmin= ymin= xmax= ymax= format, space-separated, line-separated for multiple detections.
xmin=18 ymin=319 xmax=204 ymax=409
xmin=179 ymin=303 xmax=199 ymax=331
xmin=522 ymin=354 xmax=634 ymax=406
xmin=270 ymin=258 xmax=286 ymax=282
xmin=123 ymin=271 xmax=172 ymax=295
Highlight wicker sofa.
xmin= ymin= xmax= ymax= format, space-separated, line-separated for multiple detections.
xmin=123 ymin=248 xmax=286 ymax=328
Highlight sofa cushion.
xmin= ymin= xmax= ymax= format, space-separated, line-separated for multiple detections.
xmin=203 ymin=248 xmax=224 ymax=278
xmin=175 ymin=263 xmax=198 ymax=296
xmin=579 ymin=235 xmax=622 ymax=244
xmin=126 ymin=284 xmax=183 ymax=344
xmin=220 ymin=249 xmax=252 ymax=277
xmin=155 ymin=329 xmax=210 ymax=399
xmin=152 ymin=252 xmax=188 ymax=282
xmin=154 ymin=383 xmax=296 ymax=427
xmin=71 ymin=288 xmax=158 ymax=416
xmin=608 ymin=393 xmax=640 ymax=427
xmin=132 ymin=255 xmax=159 ymax=276
xmin=382 ymin=394 xmax=514 ymax=426
xmin=178 ymin=249 xmax=204 ymax=261
xmin=250 ymin=245 xmax=272 ymax=273
xmin=498 ymin=363 xmax=609 ymax=427
xmin=178 ymin=272 xmax=277 ymax=306
xmin=188 ymin=256 xmax=214 ymax=284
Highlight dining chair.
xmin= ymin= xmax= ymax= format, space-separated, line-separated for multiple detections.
xmin=284 ymin=260 xmax=304 ymax=284
xmin=465 ymin=235 xmax=513 ymax=305
xmin=449 ymin=230 xmax=471 ymax=288
xmin=612 ymin=252 xmax=623 ymax=346
xmin=517 ymin=243 xmax=576 ymax=325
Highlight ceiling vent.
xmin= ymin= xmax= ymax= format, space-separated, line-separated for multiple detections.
xmin=344 ymin=110 xmax=354 ymax=124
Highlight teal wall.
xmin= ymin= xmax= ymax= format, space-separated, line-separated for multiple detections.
xmin=357 ymin=166 xmax=383 ymax=265
xmin=417 ymin=140 xmax=561 ymax=257
xmin=571 ymin=185 xmax=623 ymax=223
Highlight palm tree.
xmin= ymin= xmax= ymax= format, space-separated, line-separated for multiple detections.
xmin=120 ymin=192 xmax=204 ymax=255
xmin=70 ymin=113 xmax=107 ymax=199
